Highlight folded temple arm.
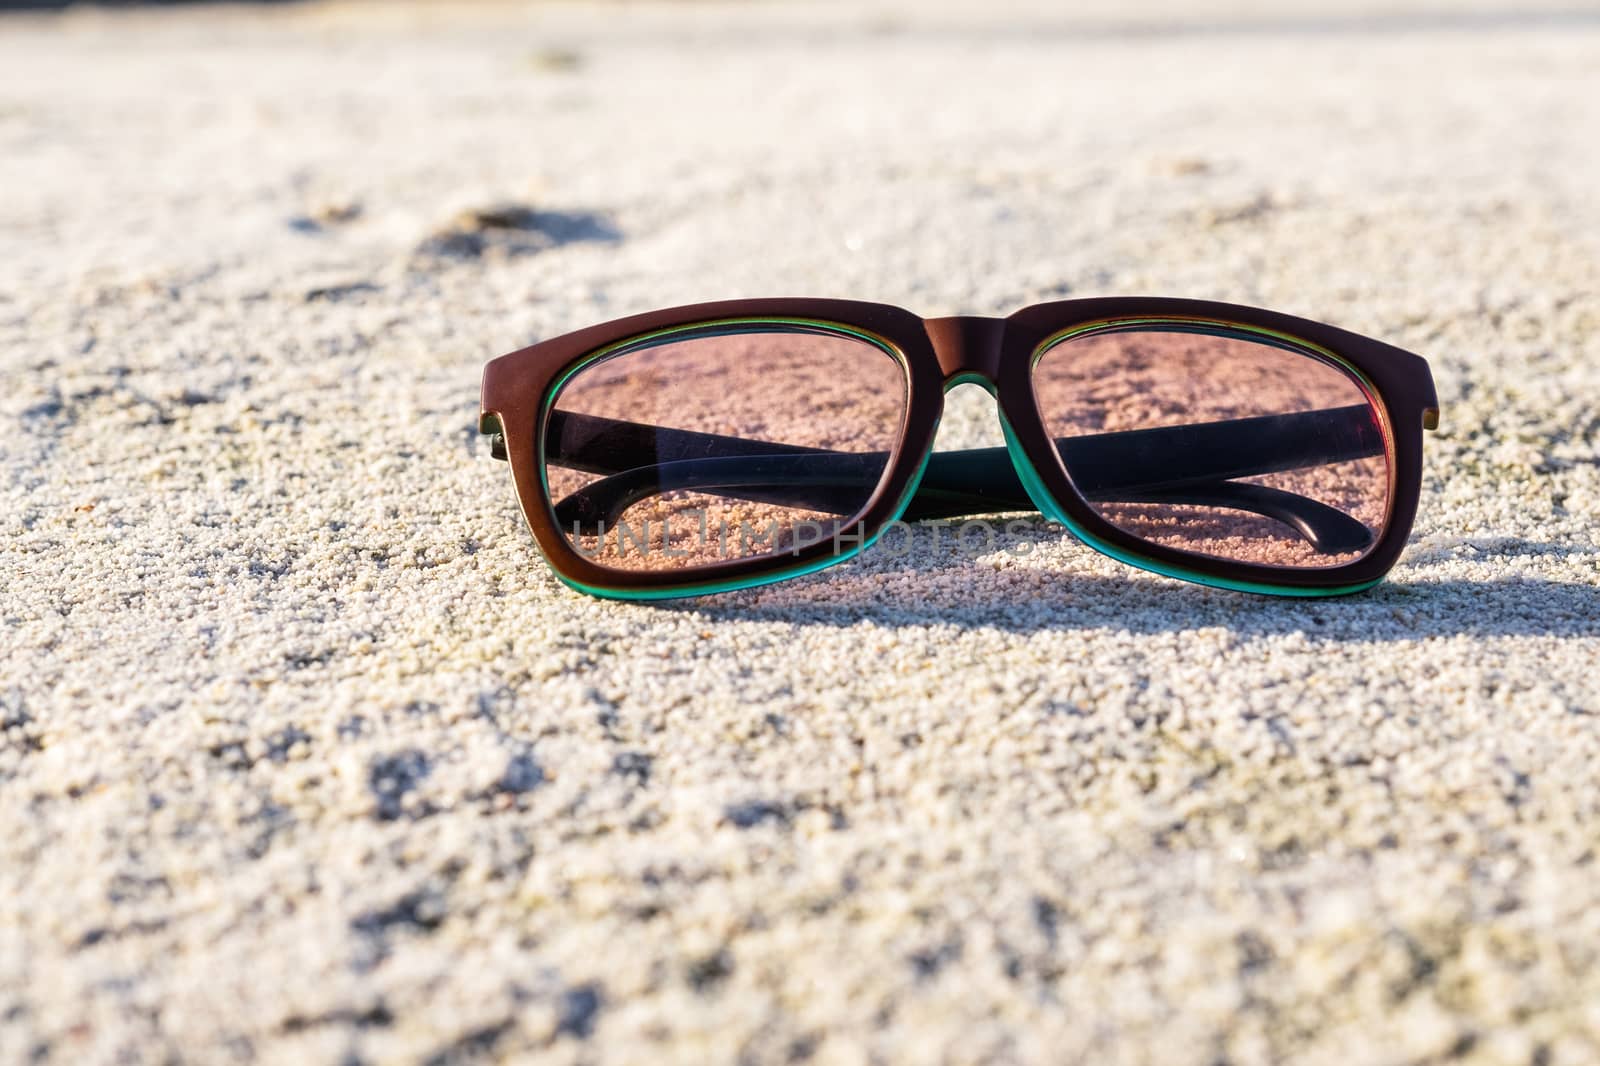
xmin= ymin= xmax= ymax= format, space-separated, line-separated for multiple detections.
xmin=518 ymin=404 xmax=1384 ymax=555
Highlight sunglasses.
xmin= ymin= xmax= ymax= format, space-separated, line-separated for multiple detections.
xmin=479 ymin=298 xmax=1439 ymax=600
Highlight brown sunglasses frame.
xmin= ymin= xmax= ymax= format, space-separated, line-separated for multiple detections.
xmin=480 ymin=297 xmax=1438 ymax=599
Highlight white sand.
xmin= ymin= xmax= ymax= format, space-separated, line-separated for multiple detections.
xmin=3 ymin=1 xmax=1600 ymax=1063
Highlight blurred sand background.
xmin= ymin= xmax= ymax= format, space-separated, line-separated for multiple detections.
xmin=4 ymin=0 xmax=1600 ymax=1063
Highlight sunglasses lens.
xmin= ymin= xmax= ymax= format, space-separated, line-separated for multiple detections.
xmin=1032 ymin=324 xmax=1390 ymax=569
xmin=543 ymin=323 xmax=906 ymax=573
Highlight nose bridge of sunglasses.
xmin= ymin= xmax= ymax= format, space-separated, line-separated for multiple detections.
xmin=924 ymin=315 xmax=1007 ymax=384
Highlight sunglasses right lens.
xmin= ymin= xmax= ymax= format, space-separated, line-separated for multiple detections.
xmin=543 ymin=322 xmax=908 ymax=574
xmin=1031 ymin=323 xmax=1391 ymax=569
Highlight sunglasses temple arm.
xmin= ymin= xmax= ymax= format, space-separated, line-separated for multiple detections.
xmin=544 ymin=405 xmax=1382 ymax=554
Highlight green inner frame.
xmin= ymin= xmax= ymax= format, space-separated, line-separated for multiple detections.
xmin=522 ymin=315 xmax=1392 ymax=600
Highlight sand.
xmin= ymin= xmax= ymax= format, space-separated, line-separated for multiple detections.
xmin=3 ymin=1 xmax=1600 ymax=1063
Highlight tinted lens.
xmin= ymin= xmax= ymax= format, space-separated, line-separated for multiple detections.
xmin=543 ymin=323 xmax=907 ymax=572
xmin=1032 ymin=323 xmax=1389 ymax=568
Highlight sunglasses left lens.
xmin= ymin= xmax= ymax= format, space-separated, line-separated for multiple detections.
xmin=1031 ymin=322 xmax=1391 ymax=569
xmin=542 ymin=323 xmax=908 ymax=574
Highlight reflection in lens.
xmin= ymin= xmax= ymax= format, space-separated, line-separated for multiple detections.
xmin=543 ymin=323 xmax=907 ymax=573
xmin=1031 ymin=324 xmax=1389 ymax=568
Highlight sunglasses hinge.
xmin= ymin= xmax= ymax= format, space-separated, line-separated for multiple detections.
xmin=479 ymin=412 xmax=509 ymax=460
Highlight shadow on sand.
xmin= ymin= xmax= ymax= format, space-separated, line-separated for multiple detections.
xmin=671 ymin=533 xmax=1599 ymax=641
